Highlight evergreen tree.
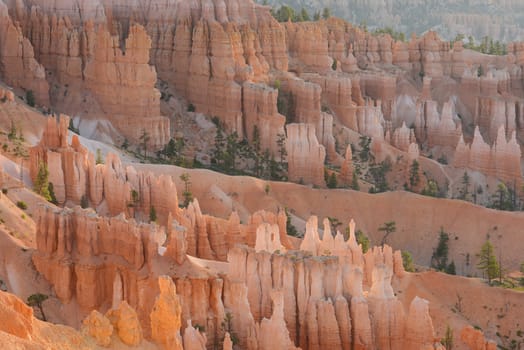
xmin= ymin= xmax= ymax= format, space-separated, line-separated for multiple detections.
xmin=409 ymin=160 xmax=420 ymax=190
xmin=26 ymin=90 xmax=35 ymax=107
xmin=27 ymin=293 xmax=48 ymax=321
xmin=491 ymin=182 xmax=514 ymax=211
xmin=276 ymin=133 xmax=287 ymax=168
xmin=225 ymin=132 xmax=239 ymax=172
xmin=322 ymin=7 xmax=331 ymax=19
xmin=8 ymin=120 xmax=17 ymax=141
xmin=402 ymin=251 xmax=415 ymax=272
xmin=300 ymin=7 xmax=310 ymax=21
xmin=139 ymin=129 xmax=150 ymax=158
xmin=351 ymin=172 xmax=360 ymax=190
xmin=358 ymin=136 xmax=372 ymax=162
xmin=327 ymin=172 xmax=337 ymax=189
xmin=180 ymin=173 xmax=193 ymax=208
xmin=149 ymin=205 xmax=157 ymax=223
xmin=477 ymin=240 xmax=500 ymax=284
xmin=431 ymin=228 xmax=449 ymax=271
xmin=355 ymin=229 xmax=370 ymax=253
xmin=459 ymin=171 xmax=470 ymax=200
xmin=285 ymin=208 xmax=299 ymax=237
xmin=378 ymin=221 xmax=396 ymax=246
xmin=273 ymin=5 xmax=295 ymax=22
xmin=446 ymin=261 xmax=456 ymax=275
xmin=34 ymin=162 xmax=52 ymax=201
xmin=213 ymin=124 xmax=226 ymax=168
xmin=48 ymin=183 xmax=58 ymax=205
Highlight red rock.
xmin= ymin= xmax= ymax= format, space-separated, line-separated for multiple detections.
xmin=286 ymin=123 xmax=326 ymax=187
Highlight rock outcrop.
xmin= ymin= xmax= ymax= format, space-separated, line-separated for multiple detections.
xmin=9 ymin=5 xmax=169 ymax=148
xmin=32 ymin=205 xmax=163 ymax=308
xmin=286 ymin=123 xmax=326 ymax=187
xmin=0 ymin=1 xmax=49 ymax=106
xmin=242 ymin=82 xmax=286 ymax=155
xmin=460 ymin=326 xmax=497 ymax=350
xmin=226 ymin=230 xmax=438 ymax=350
xmin=29 ymin=115 xmax=179 ymax=221
xmin=151 ymin=276 xmax=183 ymax=350
xmin=339 ymin=146 xmax=353 ymax=186
xmin=453 ymin=126 xmax=522 ymax=184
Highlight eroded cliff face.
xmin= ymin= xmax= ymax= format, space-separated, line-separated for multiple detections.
xmin=3 ymin=0 xmax=524 ymax=187
xmin=23 ymin=127 xmax=503 ymax=350
xmin=5 ymin=2 xmax=169 ymax=148
xmin=0 ymin=0 xmax=49 ymax=105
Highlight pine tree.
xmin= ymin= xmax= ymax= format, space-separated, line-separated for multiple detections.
xmin=327 ymin=172 xmax=337 ymax=188
xmin=402 ymin=251 xmax=415 ymax=272
xmin=149 ymin=206 xmax=157 ymax=223
xmin=285 ymin=208 xmax=299 ymax=237
xmin=378 ymin=221 xmax=396 ymax=246
xmin=322 ymin=7 xmax=331 ymax=19
xmin=213 ymin=124 xmax=226 ymax=168
xmin=477 ymin=240 xmax=500 ymax=284
xmin=431 ymin=228 xmax=449 ymax=271
xmin=34 ymin=162 xmax=52 ymax=201
xmin=409 ymin=160 xmax=420 ymax=190
xmin=355 ymin=229 xmax=370 ymax=253
xmin=459 ymin=171 xmax=470 ymax=200
xmin=276 ymin=133 xmax=287 ymax=167
xmin=446 ymin=261 xmax=456 ymax=275
xmin=139 ymin=129 xmax=150 ymax=158
xmin=48 ymin=183 xmax=58 ymax=205
xmin=27 ymin=293 xmax=48 ymax=321
xmin=180 ymin=173 xmax=193 ymax=208
xmin=351 ymin=172 xmax=360 ymax=190
xmin=300 ymin=8 xmax=310 ymax=21
xmin=26 ymin=90 xmax=35 ymax=107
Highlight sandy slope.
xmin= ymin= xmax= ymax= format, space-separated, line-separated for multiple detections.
xmin=395 ymin=271 xmax=524 ymax=349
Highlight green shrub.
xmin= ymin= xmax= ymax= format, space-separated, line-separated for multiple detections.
xmin=16 ymin=201 xmax=27 ymax=210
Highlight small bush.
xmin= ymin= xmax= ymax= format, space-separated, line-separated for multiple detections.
xmin=187 ymin=103 xmax=196 ymax=112
xmin=2 ymin=188 xmax=7 ymax=194
xmin=16 ymin=201 xmax=28 ymax=210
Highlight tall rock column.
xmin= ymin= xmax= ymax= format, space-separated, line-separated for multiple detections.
xmin=150 ymin=276 xmax=184 ymax=350
xmin=286 ymin=123 xmax=326 ymax=187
